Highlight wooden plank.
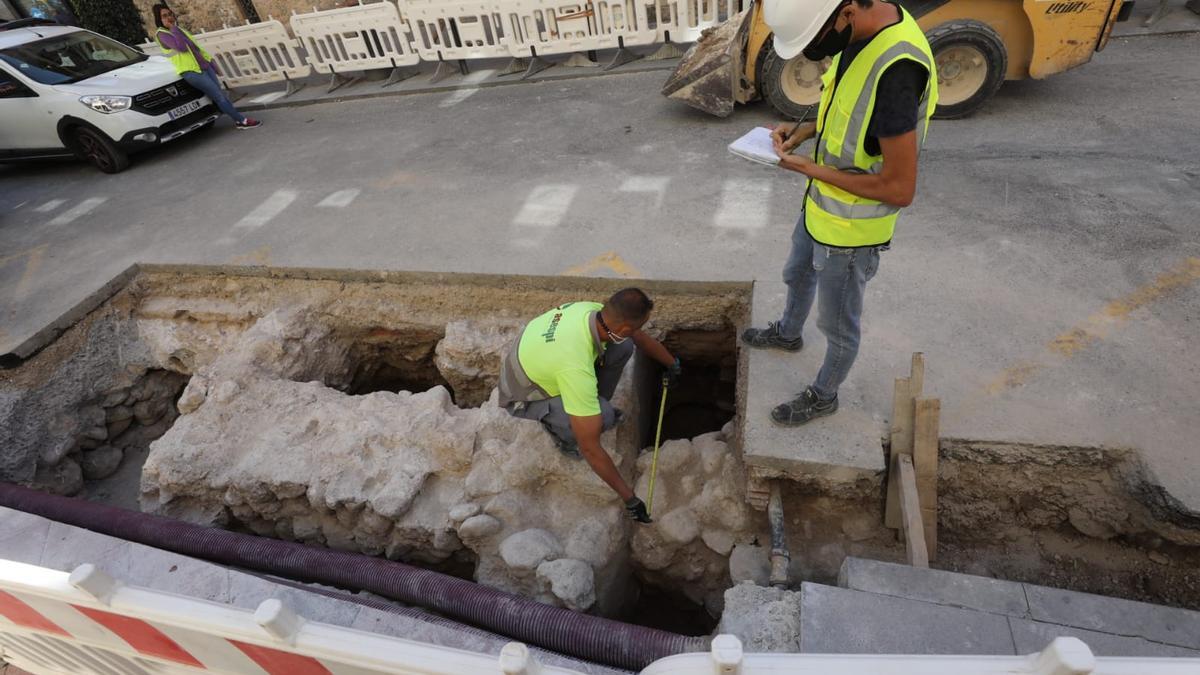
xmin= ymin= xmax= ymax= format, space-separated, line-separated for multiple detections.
xmin=914 ymin=397 xmax=941 ymax=561
xmin=884 ymin=376 xmax=910 ymax=529
xmin=909 ymin=352 xmax=925 ymax=399
xmin=897 ymin=455 xmax=929 ymax=568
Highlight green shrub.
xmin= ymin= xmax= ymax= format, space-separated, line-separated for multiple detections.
xmin=68 ymin=0 xmax=148 ymax=46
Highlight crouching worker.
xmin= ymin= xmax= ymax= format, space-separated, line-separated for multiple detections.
xmin=498 ymin=288 xmax=681 ymax=524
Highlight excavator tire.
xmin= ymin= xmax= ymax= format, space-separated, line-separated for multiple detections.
xmin=927 ymin=20 xmax=1007 ymax=119
xmin=756 ymin=34 xmax=826 ymax=120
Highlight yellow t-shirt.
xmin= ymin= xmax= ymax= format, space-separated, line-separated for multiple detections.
xmin=516 ymin=301 xmax=604 ymax=416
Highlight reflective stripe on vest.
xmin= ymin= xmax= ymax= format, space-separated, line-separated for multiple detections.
xmin=155 ymin=28 xmax=205 ymax=75
xmin=804 ymin=7 xmax=938 ymax=248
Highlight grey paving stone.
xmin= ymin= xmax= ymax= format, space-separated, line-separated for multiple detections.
xmin=1025 ymin=584 xmax=1200 ymax=650
xmin=839 ymin=557 xmax=1029 ymax=617
xmin=800 ymin=582 xmax=1016 ymax=655
xmin=38 ymin=521 xmax=132 ymax=580
xmin=0 ymin=507 xmax=51 ymax=565
xmin=1009 ymin=618 xmax=1200 ymax=658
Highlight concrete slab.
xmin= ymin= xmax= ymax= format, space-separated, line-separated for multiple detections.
xmin=799 ymin=582 xmax=1016 ymax=655
xmin=1025 ymin=584 xmax=1200 ymax=650
xmin=1008 ymin=617 xmax=1200 ymax=658
xmin=838 ymin=557 xmax=1029 ymax=617
xmin=740 ymin=283 xmax=888 ymax=484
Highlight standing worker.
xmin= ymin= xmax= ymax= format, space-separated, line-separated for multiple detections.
xmin=152 ymin=4 xmax=262 ymax=129
xmin=497 ymin=289 xmax=681 ymax=524
xmin=742 ymin=0 xmax=938 ymax=426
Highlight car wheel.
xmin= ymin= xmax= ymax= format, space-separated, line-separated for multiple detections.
xmin=72 ymin=126 xmax=130 ymax=174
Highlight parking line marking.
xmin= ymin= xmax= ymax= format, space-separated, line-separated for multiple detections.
xmin=13 ymin=201 xmax=28 ymax=210
xmin=438 ymin=69 xmax=495 ymax=108
xmin=48 ymin=197 xmax=107 ymax=226
xmin=318 ymin=189 xmax=361 ymax=208
xmin=714 ymin=179 xmax=770 ymax=230
xmin=513 ymin=184 xmax=578 ymax=228
xmin=217 ymin=189 xmax=298 ymax=245
xmin=618 ymin=176 xmax=670 ymax=209
xmin=34 ymin=199 xmax=66 ymax=213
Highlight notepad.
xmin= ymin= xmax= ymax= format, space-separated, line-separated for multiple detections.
xmin=728 ymin=126 xmax=782 ymax=166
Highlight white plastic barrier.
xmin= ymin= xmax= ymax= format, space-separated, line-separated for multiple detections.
xmin=193 ymin=19 xmax=312 ymax=88
xmin=401 ymin=0 xmax=513 ymax=62
xmin=644 ymin=634 xmax=1200 ymax=675
xmin=653 ymin=0 xmax=741 ymax=43
xmin=503 ymin=1 xmax=659 ymax=58
xmin=291 ymin=2 xmax=420 ymax=75
xmin=0 ymin=559 xmax=585 ymax=675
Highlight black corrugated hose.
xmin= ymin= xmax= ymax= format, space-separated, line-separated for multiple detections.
xmin=0 ymin=483 xmax=709 ymax=670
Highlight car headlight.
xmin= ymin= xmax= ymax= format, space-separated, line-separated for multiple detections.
xmin=80 ymin=95 xmax=132 ymax=114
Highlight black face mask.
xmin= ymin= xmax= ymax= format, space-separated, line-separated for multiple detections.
xmin=803 ymin=23 xmax=852 ymax=60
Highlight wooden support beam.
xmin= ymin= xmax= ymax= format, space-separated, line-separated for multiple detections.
xmin=914 ymin=397 xmax=941 ymax=561
xmin=897 ymin=455 xmax=929 ymax=568
xmin=885 ymin=354 xmax=924 ymax=529
xmin=884 ymin=377 xmax=910 ymax=529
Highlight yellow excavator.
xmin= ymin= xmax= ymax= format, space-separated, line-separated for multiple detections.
xmin=662 ymin=0 xmax=1134 ymax=119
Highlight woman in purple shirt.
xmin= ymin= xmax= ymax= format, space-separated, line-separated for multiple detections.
xmin=152 ymin=4 xmax=261 ymax=129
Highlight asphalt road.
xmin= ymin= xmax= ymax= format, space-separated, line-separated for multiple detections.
xmin=2 ymin=33 xmax=1198 ymax=506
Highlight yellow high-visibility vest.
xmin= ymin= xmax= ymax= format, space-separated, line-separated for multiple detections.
xmin=805 ymin=6 xmax=938 ymax=248
xmin=155 ymin=28 xmax=211 ymax=76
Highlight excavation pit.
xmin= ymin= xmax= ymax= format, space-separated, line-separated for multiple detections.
xmin=1 ymin=265 xmax=1198 ymax=641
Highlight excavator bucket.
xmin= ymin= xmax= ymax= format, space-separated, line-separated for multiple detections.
xmin=660 ymin=9 xmax=754 ymax=117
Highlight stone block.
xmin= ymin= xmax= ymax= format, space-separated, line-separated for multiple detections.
xmin=719 ymin=582 xmax=803 ymax=653
xmin=499 ymin=529 xmax=563 ymax=570
xmin=728 ymin=543 xmax=771 ymax=586
xmin=80 ymin=446 xmax=124 ymax=480
xmin=1008 ymin=617 xmax=1200 ymax=657
xmin=800 ymin=582 xmax=1016 ymax=655
xmin=740 ymin=283 xmax=887 ymax=485
xmin=1024 ymin=584 xmax=1200 ymax=650
xmin=838 ymin=557 xmax=1028 ymax=616
xmin=536 ymin=558 xmax=596 ymax=611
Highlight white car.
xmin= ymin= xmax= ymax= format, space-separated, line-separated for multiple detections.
xmin=0 ymin=22 xmax=220 ymax=173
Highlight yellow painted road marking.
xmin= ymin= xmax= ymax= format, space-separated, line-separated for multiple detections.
xmin=1 ymin=244 xmax=49 ymax=301
xmin=986 ymin=256 xmax=1200 ymax=393
xmin=230 ymin=246 xmax=272 ymax=266
xmin=562 ymin=251 xmax=641 ymax=279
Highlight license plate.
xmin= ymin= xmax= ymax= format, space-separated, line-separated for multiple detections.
xmin=168 ymin=100 xmax=202 ymax=120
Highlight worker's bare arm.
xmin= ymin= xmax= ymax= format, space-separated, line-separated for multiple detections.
xmin=632 ymin=330 xmax=675 ymax=368
xmin=775 ymin=130 xmax=920 ymax=208
xmin=569 ymin=413 xmax=635 ymax=501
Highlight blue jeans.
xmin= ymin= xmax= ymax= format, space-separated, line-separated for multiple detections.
xmin=778 ymin=216 xmax=882 ymax=400
xmin=181 ymin=69 xmax=244 ymax=123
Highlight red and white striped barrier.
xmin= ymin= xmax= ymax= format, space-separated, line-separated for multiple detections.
xmin=0 ymin=559 xmax=581 ymax=675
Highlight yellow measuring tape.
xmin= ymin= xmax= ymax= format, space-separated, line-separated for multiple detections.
xmin=645 ymin=377 xmax=669 ymax=517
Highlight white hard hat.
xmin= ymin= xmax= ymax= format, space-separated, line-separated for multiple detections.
xmin=763 ymin=0 xmax=848 ymax=60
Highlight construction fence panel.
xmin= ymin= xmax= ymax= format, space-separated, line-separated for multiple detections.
xmin=0 ymin=559 xmax=586 ymax=675
xmin=654 ymin=0 xmax=742 ymax=43
xmin=400 ymin=0 xmax=513 ymax=62
xmin=193 ymin=19 xmax=312 ymax=88
xmin=503 ymin=0 xmax=659 ymax=58
xmin=291 ymin=2 xmax=420 ymax=75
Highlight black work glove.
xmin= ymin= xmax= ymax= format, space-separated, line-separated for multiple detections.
xmin=664 ymin=357 xmax=682 ymax=388
xmin=625 ymin=496 xmax=652 ymax=524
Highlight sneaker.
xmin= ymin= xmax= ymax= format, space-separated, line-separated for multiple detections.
xmin=741 ymin=321 xmax=803 ymax=352
xmin=236 ymin=118 xmax=262 ymax=129
xmin=770 ymin=387 xmax=838 ymax=427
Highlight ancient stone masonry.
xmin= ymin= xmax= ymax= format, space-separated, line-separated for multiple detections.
xmin=627 ymin=426 xmax=756 ymax=616
xmin=141 ymin=305 xmax=649 ymax=615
